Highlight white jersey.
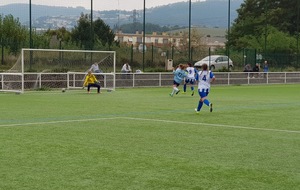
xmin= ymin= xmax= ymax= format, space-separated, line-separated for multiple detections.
xmin=90 ymin=64 xmax=100 ymax=72
xmin=197 ymin=70 xmax=215 ymax=92
xmin=186 ymin=66 xmax=196 ymax=79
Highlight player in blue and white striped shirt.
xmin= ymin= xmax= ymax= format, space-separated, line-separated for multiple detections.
xmin=183 ymin=63 xmax=197 ymax=96
xmin=195 ymin=63 xmax=215 ymax=113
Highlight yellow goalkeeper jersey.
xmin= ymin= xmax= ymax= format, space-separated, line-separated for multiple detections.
xmin=83 ymin=74 xmax=98 ymax=86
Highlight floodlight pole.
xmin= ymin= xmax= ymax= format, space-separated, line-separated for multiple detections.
xmin=91 ymin=0 xmax=94 ymax=50
xmin=264 ymin=0 xmax=268 ymax=58
xmin=188 ymin=0 xmax=192 ymax=62
xmin=297 ymin=0 xmax=299 ymax=65
xmin=142 ymin=0 xmax=146 ymax=72
xmin=1 ymin=34 xmax=3 ymax=65
xmin=29 ymin=0 xmax=32 ymax=49
xmin=29 ymin=0 xmax=32 ymax=70
xmin=227 ymin=0 xmax=230 ymax=70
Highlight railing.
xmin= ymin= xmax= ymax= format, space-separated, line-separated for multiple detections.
xmin=2 ymin=72 xmax=300 ymax=92
xmin=114 ymin=72 xmax=300 ymax=88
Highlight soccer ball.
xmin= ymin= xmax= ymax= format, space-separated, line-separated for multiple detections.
xmin=62 ymin=88 xmax=66 ymax=93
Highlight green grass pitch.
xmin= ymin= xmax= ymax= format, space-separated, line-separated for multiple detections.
xmin=0 ymin=84 xmax=299 ymax=190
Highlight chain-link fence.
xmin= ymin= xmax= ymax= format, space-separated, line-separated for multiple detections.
xmin=1 ymin=1 xmax=300 ymax=72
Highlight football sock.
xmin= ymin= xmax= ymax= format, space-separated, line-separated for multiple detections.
xmin=171 ymin=89 xmax=176 ymax=96
xmin=191 ymin=86 xmax=194 ymax=91
xmin=197 ymin=101 xmax=203 ymax=111
xmin=204 ymin=99 xmax=210 ymax=106
xmin=183 ymin=84 xmax=186 ymax=92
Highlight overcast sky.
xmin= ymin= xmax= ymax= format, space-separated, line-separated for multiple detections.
xmin=0 ymin=0 xmax=205 ymax=11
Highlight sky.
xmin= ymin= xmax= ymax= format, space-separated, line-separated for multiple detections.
xmin=0 ymin=0 xmax=205 ymax=11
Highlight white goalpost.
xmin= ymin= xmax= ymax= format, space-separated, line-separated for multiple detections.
xmin=1 ymin=48 xmax=116 ymax=93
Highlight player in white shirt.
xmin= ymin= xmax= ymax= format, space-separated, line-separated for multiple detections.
xmin=195 ymin=63 xmax=215 ymax=113
xmin=89 ymin=62 xmax=102 ymax=73
xmin=183 ymin=63 xmax=197 ymax=96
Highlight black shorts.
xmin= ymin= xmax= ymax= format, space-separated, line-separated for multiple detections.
xmin=173 ymin=81 xmax=180 ymax=86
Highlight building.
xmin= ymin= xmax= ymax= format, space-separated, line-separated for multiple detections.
xmin=115 ymin=31 xmax=182 ymax=48
xmin=114 ymin=30 xmax=225 ymax=50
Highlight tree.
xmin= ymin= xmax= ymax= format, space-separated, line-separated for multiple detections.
xmin=71 ymin=13 xmax=116 ymax=50
xmin=229 ymin=0 xmax=298 ymax=52
xmin=266 ymin=27 xmax=296 ymax=53
xmin=30 ymin=31 xmax=50 ymax=49
xmin=44 ymin=27 xmax=72 ymax=49
xmin=238 ymin=26 xmax=296 ymax=53
xmin=0 ymin=14 xmax=27 ymax=55
xmin=178 ymin=29 xmax=206 ymax=61
xmin=45 ymin=27 xmax=71 ymax=42
xmin=93 ymin=19 xmax=115 ymax=48
xmin=71 ymin=14 xmax=92 ymax=49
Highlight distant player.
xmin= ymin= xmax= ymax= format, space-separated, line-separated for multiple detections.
xmin=89 ymin=62 xmax=102 ymax=73
xmin=169 ymin=64 xmax=187 ymax=97
xmin=183 ymin=62 xmax=197 ymax=96
xmin=195 ymin=63 xmax=215 ymax=113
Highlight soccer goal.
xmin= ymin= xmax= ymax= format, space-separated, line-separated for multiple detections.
xmin=2 ymin=48 xmax=116 ymax=92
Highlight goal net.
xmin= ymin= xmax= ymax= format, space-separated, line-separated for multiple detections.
xmin=0 ymin=73 xmax=23 ymax=93
xmin=2 ymin=48 xmax=116 ymax=92
xmin=21 ymin=48 xmax=116 ymax=73
xmin=0 ymin=55 xmax=23 ymax=93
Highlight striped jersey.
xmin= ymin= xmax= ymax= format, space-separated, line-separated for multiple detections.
xmin=186 ymin=66 xmax=197 ymax=80
xmin=196 ymin=70 xmax=215 ymax=91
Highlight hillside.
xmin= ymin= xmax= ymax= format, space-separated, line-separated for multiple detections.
xmin=0 ymin=0 xmax=243 ymax=29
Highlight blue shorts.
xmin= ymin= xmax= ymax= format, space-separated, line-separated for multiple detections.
xmin=198 ymin=89 xmax=209 ymax=98
xmin=185 ymin=78 xmax=195 ymax=84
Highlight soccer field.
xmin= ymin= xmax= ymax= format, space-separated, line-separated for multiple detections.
xmin=0 ymin=84 xmax=299 ymax=190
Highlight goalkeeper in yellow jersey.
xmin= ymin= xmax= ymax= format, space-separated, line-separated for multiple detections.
xmin=83 ymin=71 xmax=101 ymax=93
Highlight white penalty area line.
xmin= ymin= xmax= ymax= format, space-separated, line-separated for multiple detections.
xmin=119 ymin=117 xmax=300 ymax=134
xmin=0 ymin=117 xmax=299 ymax=134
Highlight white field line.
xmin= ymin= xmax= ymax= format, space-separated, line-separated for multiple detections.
xmin=0 ymin=117 xmax=299 ymax=134
xmin=119 ymin=117 xmax=300 ymax=134
xmin=0 ymin=117 xmax=116 ymax=127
